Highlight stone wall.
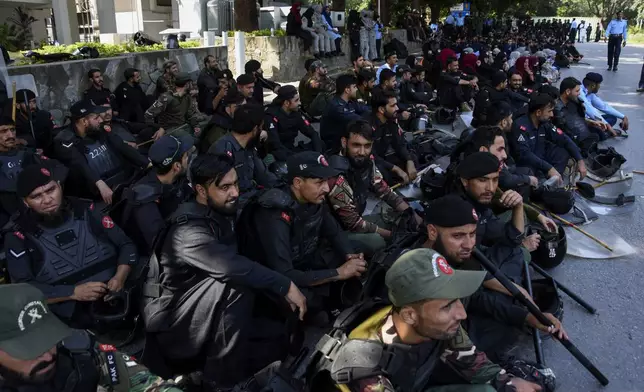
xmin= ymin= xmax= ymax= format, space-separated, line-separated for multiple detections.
xmin=7 ymin=46 xmax=228 ymax=112
xmin=227 ymin=29 xmax=423 ymax=81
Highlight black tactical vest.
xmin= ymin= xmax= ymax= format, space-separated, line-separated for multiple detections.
xmin=0 ymin=149 xmax=26 ymax=192
xmin=23 ymin=207 xmax=118 ymax=286
xmin=84 ymin=137 xmax=125 ymax=188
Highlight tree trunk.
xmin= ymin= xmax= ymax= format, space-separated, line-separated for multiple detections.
xmin=235 ymin=0 xmax=259 ymax=32
xmin=331 ymin=0 xmax=346 ymax=11
xmin=380 ymin=0 xmax=391 ymax=25
xmin=429 ymin=4 xmax=440 ymax=22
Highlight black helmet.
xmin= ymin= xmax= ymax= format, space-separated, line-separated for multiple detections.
xmin=269 ymin=161 xmax=288 ymax=180
xmin=434 ymin=107 xmax=456 ymax=125
xmin=529 ymin=223 xmax=567 ymax=269
xmin=420 ymin=170 xmax=447 ymax=201
xmin=531 ymin=186 xmax=574 ymax=214
xmin=90 ymin=289 xmax=131 ymax=322
xmin=586 ymin=145 xmax=626 ymax=178
xmin=531 ymin=277 xmax=564 ymax=342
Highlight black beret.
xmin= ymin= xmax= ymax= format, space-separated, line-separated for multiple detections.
xmin=236 ymin=73 xmax=255 ymax=86
xmin=585 ymin=72 xmax=603 ymax=84
xmin=245 ymin=59 xmax=262 ymax=74
xmin=0 ymin=116 xmax=15 ymax=127
xmin=15 ymin=89 xmax=36 ymax=104
xmin=456 ymin=151 xmax=501 ymax=179
xmin=486 ymin=101 xmax=512 ymax=125
xmin=17 ymin=164 xmax=55 ymax=198
xmin=425 ymin=195 xmax=479 ymax=227
xmin=277 ymin=85 xmax=298 ymax=100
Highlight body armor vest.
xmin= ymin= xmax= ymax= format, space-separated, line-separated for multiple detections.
xmin=232 ymin=147 xmax=256 ymax=193
xmin=290 ymin=202 xmax=324 ymax=265
xmin=26 ymin=208 xmax=118 ymax=286
xmin=84 ymin=138 xmax=126 ymax=188
xmin=0 ymin=149 xmax=26 ymax=192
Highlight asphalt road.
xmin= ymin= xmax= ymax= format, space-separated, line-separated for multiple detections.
xmin=510 ymin=42 xmax=644 ymax=392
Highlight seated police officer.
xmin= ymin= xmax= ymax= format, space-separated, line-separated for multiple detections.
xmin=210 ymin=103 xmax=278 ymax=203
xmin=142 ymin=154 xmax=306 ymax=391
xmin=0 ymin=117 xmax=67 ymax=228
xmin=367 ymin=91 xmax=417 ymax=184
xmin=474 ymin=71 xmax=528 ymax=126
xmin=238 ymin=151 xmax=366 ymax=314
xmin=511 ymin=92 xmax=586 ymax=183
xmin=95 ymin=96 xmax=160 ymax=149
xmin=356 ymin=69 xmax=376 ymax=106
xmin=555 ymin=77 xmax=603 ymax=153
xmin=398 ymin=65 xmax=431 ymax=106
xmin=320 ymin=74 xmax=370 ymax=153
xmin=416 ymin=195 xmax=566 ymax=361
xmin=264 ymin=85 xmax=324 ymax=162
xmin=14 ymin=89 xmax=56 ymax=152
xmin=438 ymin=56 xmax=478 ymax=112
xmin=52 ymin=100 xmax=150 ymax=204
xmin=4 ymin=164 xmax=138 ymax=328
xmin=321 ymin=248 xmax=541 ymax=391
xmin=200 ymin=89 xmax=245 ymax=153
xmin=122 ymin=135 xmax=193 ymax=252
xmin=454 ymin=152 xmax=527 ymax=282
xmin=327 ymin=120 xmax=421 ymax=256
xmin=0 ymin=283 xmax=182 ymax=392
xmin=145 ymin=73 xmax=205 ymax=139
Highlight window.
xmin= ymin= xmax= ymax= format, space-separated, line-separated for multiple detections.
xmin=156 ymin=0 xmax=172 ymax=6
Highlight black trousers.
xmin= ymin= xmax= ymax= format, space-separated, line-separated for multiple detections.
xmin=639 ymin=63 xmax=644 ymax=88
xmin=607 ymin=35 xmax=623 ymax=67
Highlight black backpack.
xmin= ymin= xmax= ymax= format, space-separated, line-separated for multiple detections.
xmin=384 ymin=38 xmax=409 ymax=59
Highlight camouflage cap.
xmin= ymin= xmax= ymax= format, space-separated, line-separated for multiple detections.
xmin=385 ymin=248 xmax=485 ymax=307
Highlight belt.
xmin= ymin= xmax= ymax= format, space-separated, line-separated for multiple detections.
xmin=609 ymin=34 xmax=623 ymax=37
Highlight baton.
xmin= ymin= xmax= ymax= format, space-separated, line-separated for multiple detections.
xmin=11 ymin=81 xmax=16 ymax=121
xmin=530 ymin=262 xmax=596 ymax=314
xmin=523 ymin=260 xmax=545 ymax=365
xmin=23 ymin=90 xmax=36 ymax=142
xmin=136 ymin=124 xmax=188 ymax=147
xmin=473 ymin=247 xmax=609 ymax=386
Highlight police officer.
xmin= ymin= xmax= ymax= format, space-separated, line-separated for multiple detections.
xmin=398 ymin=64 xmax=430 ymax=106
xmin=200 ymin=89 xmax=245 ymax=153
xmin=155 ymin=61 xmax=179 ymax=97
xmin=141 ymin=154 xmax=306 ymax=391
xmin=299 ymin=60 xmax=336 ymax=116
xmin=14 ymin=89 xmax=56 ymax=152
xmin=265 ymin=85 xmax=324 ymax=162
xmin=320 ymin=74 xmax=369 ymax=153
xmin=197 ymin=55 xmax=221 ymax=114
xmin=310 ymin=248 xmax=542 ymax=392
xmin=368 ymin=91 xmax=417 ymax=184
xmin=0 ymin=284 xmax=182 ymax=392
xmin=238 ymin=151 xmax=366 ymax=313
xmin=4 ymin=164 xmax=138 ymax=328
xmin=0 ymin=117 xmax=66 ymax=228
xmin=555 ymin=78 xmax=603 ymax=151
xmin=245 ymin=59 xmax=281 ymax=106
xmin=95 ymin=96 xmax=158 ymax=148
xmin=327 ymin=120 xmax=421 ymax=256
xmin=605 ymin=11 xmax=627 ymax=71
xmin=508 ymin=72 xmax=533 ymax=99
xmin=210 ymin=104 xmax=277 ymax=202
xmin=511 ymin=93 xmax=586 ymax=181
xmin=474 ymin=71 xmax=528 ymax=126
xmin=145 ymin=73 xmax=205 ymax=140
xmin=52 ymin=101 xmax=150 ymax=204
xmin=122 ymin=135 xmax=193 ymax=251
xmin=113 ymin=68 xmax=150 ymax=124
xmin=83 ymin=68 xmax=113 ymax=107
xmin=355 ymin=69 xmax=376 ymax=105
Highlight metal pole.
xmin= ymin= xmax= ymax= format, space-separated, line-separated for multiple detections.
xmin=234 ymin=31 xmax=245 ymax=77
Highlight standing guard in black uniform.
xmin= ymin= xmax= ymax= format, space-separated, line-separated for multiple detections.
xmin=237 ymin=151 xmax=366 ymax=315
xmin=210 ymin=104 xmax=277 ymax=203
xmin=141 ymin=154 xmax=306 ymax=391
xmin=121 ymin=135 xmax=194 ymax=252
xmin=4 ymin=164 xmax=138 ymax=328
xmin=52 ymin=101 xmax=150 ymax=204
xmin=264 ymin=85 xmax=324 ymax=162
xmin=14 ymin=89 xmax=56 ymax=152
xmin=0 ymin=117 xmax=67 ymax=228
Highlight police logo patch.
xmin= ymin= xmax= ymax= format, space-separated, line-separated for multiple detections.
xmin=89 ymin=203 xmax=94 ymax=211
xmin=14 ymin=231 xmax=24 ymax=240
xmin=335 ymin=176 xmax=345 ymax=186
xmin=304 ymin=119 xmax=311 ymax=126
xmin=318 ymin=155 xmax=329 ymax=167
xmin=99 ymin=344 xmax=117 ymax=352
xmin=104 ymin=125 xmax=111 ymax=133
xmin=102 ymin=216 xmax=115 ymax=229
xmin=273 ymin=117 xmax=279 ymax=123
xmin=17 ymin=301 xmax=47 ymax=331
xmin=436 ymin=256 xmax=454 ymax=275
xmin=556 ymin=128 xmax=563 ymax=135
xmin=40 ymin=168 xmax=51 ymax=177
xmin=281 ymin=212 xmax=291 ymax=223
xmin=472 ymin=208 xmax=479 ymax=221
xmin=226 ymin=151 xmax=233 ymax=158
xmin=519 ymin=125 xmax=527 ymax=131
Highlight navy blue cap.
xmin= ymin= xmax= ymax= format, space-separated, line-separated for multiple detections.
xmin=585 ymin=72 xmax=603 ymax=84
xmin=70 ymin=100 xmax=108 ymax=119
xmin=149 ymin=134 xmax=194 ymax=167
xmin=287 ymin=151 xmax=339 ymax=181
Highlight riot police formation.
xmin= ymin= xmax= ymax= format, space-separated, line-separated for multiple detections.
xmin=0 ymin=29 xmax=628 ymax=391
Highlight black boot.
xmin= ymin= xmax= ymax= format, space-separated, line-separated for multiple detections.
xmin=335 ymin=38 xmax=345 ymax=56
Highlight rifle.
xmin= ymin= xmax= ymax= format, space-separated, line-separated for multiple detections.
xmin=473 ymin=247 xmax=609 ymax=386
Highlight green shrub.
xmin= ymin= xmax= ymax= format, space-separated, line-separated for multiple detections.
xmin=33 ymin=40 xmax=201 ymax=57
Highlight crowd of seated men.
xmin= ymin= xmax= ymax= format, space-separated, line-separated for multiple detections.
xmin=0 ymin=17 xmax=628 ymax=392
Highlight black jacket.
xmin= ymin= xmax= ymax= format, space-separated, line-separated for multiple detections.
xmin=142 ymin=201 xmax=291 ymax=358
xmin=113 ymin=81 xmax=149 ymax=123
xmin=252 ymin=74 xmax=280 ymax=106
xmin=197 ymin=68 xmax=220 ymax=114
xmin=264 ymin=104 xmax=324 ymax=161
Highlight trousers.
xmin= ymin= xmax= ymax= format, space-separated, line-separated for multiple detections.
xmin=360 ymin=29 xmax=370 ymax=59
xmin=607 ymin=35 xmax=623 ymax=67
xmin=367 ymin=29 xmax=377 ymax=60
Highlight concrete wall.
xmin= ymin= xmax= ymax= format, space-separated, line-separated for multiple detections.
xmin=7 ymin=45 xmax=228 ymax=112
xmin=227 ymin=29 xmax=423 ymax=82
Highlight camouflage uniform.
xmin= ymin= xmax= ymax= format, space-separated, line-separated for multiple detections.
xmin=347 ymin=308 xmax=515 ymax=392
xmin=155 ymin=74 xmax=176 ymax=97
xmin=144 ymin=92 xmax=206 ymax=137
xmin=300 ymin=75 xmax=336 ymax=116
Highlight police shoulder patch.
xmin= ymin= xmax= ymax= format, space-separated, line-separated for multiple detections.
xmin=14 ymin=231 xmax=25 ymax=240
xmin=280 ymin=211 xmax=291 ymax=223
